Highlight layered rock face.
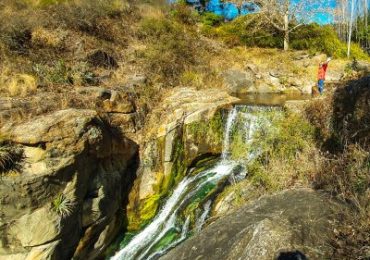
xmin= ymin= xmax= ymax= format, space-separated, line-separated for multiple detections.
xmin=0 ymin=86 xmax=139 ymax=135
xmin=0 ymin=109 xmax=138 ymax=259
xmin=161 ymin=189 xmax=342 ymax=260
xmin=126 ymin=88 xmax=238 ymax=230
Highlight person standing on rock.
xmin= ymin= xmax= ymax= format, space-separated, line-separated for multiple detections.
xmin=317 ymin=57 xmax=332 ymax=94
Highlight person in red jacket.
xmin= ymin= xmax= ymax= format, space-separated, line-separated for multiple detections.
xmin=317 ymin=57 xmax=332 ymax=94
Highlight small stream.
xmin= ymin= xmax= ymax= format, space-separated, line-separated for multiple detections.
xmin=111 ymin=104 xmax=283 ymax=260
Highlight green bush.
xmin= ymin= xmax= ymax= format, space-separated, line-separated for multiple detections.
xmin=202 ymin=14 xmax=368 ymax=59
xmin=244 ymin=111 xmax=316 ymax=191
xmin=262 ymin=111 xmax=315 ymax=160
xmin=201 ymin=12 xmax=223 ymax=27
xmin=290 ymin=24 xmax=369 ymax=59
xmin=203 ymin=14 xmax=283 ymax=48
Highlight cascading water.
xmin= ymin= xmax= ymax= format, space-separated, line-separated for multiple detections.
xmin=111 ymin=105 xmax=280 ymax=260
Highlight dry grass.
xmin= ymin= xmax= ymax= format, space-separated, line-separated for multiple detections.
xmin=0 ymin=70 xmax=37 ymax=97
xmin=31 ymin=27 xmax=67 ymax=49
xmin=0 ymin=144 xmax=24 ymax=174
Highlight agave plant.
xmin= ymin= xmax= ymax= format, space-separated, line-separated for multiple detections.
xmin=52 ymin=194 xmax=76 ymax=218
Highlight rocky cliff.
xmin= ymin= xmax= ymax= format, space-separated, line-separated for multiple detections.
xmin=0 ymin=109 xmax=138 ymax=259
xmin=0 ymin=86 xmax=239 ymax=259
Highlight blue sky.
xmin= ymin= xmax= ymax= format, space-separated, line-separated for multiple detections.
xmin=292 ymin=0 xmax=337 ymax=24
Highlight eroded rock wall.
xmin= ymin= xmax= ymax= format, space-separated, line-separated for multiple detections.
xmin=0 ymin=109 xmax=138 ymax=259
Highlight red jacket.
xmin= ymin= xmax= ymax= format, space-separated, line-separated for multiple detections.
xmin=318 ymin=63 xmax=328 ymax=80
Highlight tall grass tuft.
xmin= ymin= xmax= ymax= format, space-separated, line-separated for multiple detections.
xmin=52 ymin=193 xmax=76 ymax=218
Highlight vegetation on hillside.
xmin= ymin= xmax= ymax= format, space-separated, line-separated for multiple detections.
xmin=306 ymin=79 xmax=370 ymax=259
xmin=1 ymin=1 xmax=368 ymax=98
xmin=201 ymin=14 xmax=369 ymax=59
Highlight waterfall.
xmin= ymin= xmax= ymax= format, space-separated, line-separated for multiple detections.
xmin=195 ymin=200 xmax=212 ymax=233
xmin=111 ymin=105 xmax=278 ymax=260
xmin=221 ymin=106 xmax=238 ymax=161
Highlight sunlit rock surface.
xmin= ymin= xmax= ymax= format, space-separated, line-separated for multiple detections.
xmin=161 ymin=189 xmax=342 ymax=260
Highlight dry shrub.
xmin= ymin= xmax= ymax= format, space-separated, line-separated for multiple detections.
xmin=314 ymin=145 xmax=369 ymax=203
xmin=304 ymin=92 xmax=343 ymax=153
xmin=0 ymin=72 xmax=37 ymax=97
xmin=50 ymin=0 xmax=133 ymax=43
xmin=138 ymin=16 xmax=203 ymax=85
xmin=314 ymin=144 xmax=370 ymax=259
xmin=31 ymin=27 xmax=67 ymax=49
xmin=307 ymin=78 xmax=370 ymax=259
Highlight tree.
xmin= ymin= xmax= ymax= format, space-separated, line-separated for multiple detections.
xmin=347 ymin=0 xmax=356 ymax=57
xmin=335 ymin=0 xmax=369 ymax=56
xmin=242 ymin=0 xmax=332 ymax=51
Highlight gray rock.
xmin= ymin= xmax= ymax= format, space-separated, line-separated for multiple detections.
xmin=223 ymin=69 xmax=256 ymax=95
xmin=76 ymin=87 xmax=112 ymax=100
xmin=161 ymin=189 xmax=341 ymax=260
xmin=127 ymin=74 xmax=147 ymax=86
xmin=9 ymin=206 xmax=59 ymax=247
xmin=353 ymin=60 xmax=370 ymax=73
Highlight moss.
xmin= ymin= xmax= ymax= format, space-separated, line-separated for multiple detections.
xmin=128 ymin=132 xmax=187 ymax=230
xmin=152 ymin=228 xmax=180 ymax=252
xmin=189 ymin=157 xmax=218 ymax=176
xmin=182 ymin=181 xmax=216 ymax=224
xmin=127 ymin=111 xmax=225 ymax=231
xmin=186 ymin=111 xmax=224 ymax=161
xmin=137 ymin=194 xmax=161 ymax=226
xmin=169 ymin=133 xmax=187 ymax=189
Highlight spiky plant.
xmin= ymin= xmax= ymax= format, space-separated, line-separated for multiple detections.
xmin=52 ymin=194 xmax=76 ymax=218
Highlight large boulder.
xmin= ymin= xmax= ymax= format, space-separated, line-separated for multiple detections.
xmin=0 ymin=109 xmax=138 ymax=259
xmin=223 ymin=69 xmax=256 ymax=95
xmin=161 ymin=189 xmax=342 ymax=260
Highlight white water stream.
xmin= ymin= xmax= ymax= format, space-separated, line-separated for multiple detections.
xmin=112 ymin=105 xmax=276 ymax=260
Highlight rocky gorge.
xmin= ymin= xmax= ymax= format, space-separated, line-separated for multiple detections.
xmin=2 ymin=71 xmax=369 ymax=259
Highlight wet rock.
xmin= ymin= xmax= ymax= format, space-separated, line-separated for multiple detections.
xmin=161 ymin=189 xmax=342 ymax=260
